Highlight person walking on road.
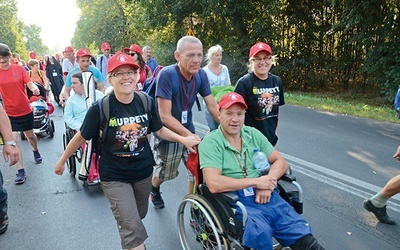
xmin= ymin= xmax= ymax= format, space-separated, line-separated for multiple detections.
xmin=235 ymin=42 xmax=285 ymax=146
xmin=96 ymin=42 xmax=113 ymax=90
xmin=150 ymin=36 xmax=219 ymax=209
xmin=55 ymin=52 xmax=200 ymax=250
xmin=142 ymin=46 xmax=158 ymax=73
xmin=363 ymin=145 xmax=400 ymax=225
xmin=0 ymin=43 xmax=43 ymax=184
xmin=0 ymin=98 xmax=20 ymax=234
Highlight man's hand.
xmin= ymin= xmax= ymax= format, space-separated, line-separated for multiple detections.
xmin=181 ymin=135 xmax=201 ymax=153
xmin=393 ymin=146 xmax=400 ymax=161
xmin=255 ymin=175 xmax=277 ymax=191
xmin=54 ymin=161 xmax=66 ymax=175
xmin=255 ymin=189 xmax=272 ymax=204
xmin=3 ymin=144 xmax=19 ymax=166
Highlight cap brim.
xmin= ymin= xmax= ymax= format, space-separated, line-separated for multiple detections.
xmin=108 ymin=62 xmax=139 ymax=73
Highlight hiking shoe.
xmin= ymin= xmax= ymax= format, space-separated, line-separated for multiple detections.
xmin=363 ymin=199 xmax=396 ymax=225
xmin=150 ymin=191 xmax=165 ymax=209
xmin=33 ymin=151 xmax=42 ymax=164
xmin=0 ymin=215 xmax=8 ymax=234
xmin=15 ymin=170 xmax=26 ymax=184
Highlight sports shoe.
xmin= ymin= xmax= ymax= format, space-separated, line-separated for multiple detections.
xmin=363 ymin=199 xmax=396 ymax=225
xmin=0 ymin=215 xmax=8 ymax=234
xmin=150 ymin=191 xmax=165 ymax=209
xmin=33 ymin=151 xmax=42 ymax=164
xmin=15 ymin=170 xmax=26 ymax=184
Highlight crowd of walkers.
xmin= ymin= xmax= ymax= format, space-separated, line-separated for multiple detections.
xmin=1 ymin=36 xmax=398 ymax=250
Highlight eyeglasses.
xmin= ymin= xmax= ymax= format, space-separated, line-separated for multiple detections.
xmin=128 ymin=53 xmax=136 ymax=56
xmin=0 ymin=56 xmax=10 ymax=62
xmin=110 ymin=71 xmax=137 ymax=79
xmin=251 ymin=55 xmax=272 ymax=63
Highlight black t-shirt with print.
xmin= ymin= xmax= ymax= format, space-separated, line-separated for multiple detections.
xmin=235 ymin=72 xmax=285 ymax=146
xmin=80 ymin=92 xmax=163 ymax=182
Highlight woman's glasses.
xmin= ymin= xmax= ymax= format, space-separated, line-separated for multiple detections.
xmin=110 ymin=71 xmax=137 ymax=79
xmin=128 ymin=53 xmax=136 ymax=57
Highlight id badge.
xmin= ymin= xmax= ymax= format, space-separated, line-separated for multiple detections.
xmin=52 ymin=72 xmax=58 ymax=77
xmin=243 ymin=187 xmax=254 ymax=197
xmin=181 ymin=110 xmax=188 ymax=124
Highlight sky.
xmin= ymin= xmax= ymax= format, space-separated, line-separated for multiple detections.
xmin=17 ymin=0 xmax=81 ymax=52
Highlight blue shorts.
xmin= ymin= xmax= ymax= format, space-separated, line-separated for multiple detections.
xmin=230 ymin=189 xmax=311 ymax=249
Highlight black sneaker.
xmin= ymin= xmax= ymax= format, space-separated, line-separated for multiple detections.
xmin=150 ymin=191 xmax=165 ymax=209
xmin=15 ymin=170 xmax=26 ymax=184
xmin=363 ymin=199 xmax=396 ymax=225
xmin=0 ymin=215 xmax=8 ymax=234
xmin=33 ymin=151 xmax=42 ymax=164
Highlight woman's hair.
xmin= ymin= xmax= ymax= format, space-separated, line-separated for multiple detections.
xmin=135 ymin=53 xmax=146 ymax=70
xmin=27 ymin=59 xmax=39 ymax=68
xmin=205 ymin=44 xmax=223 ymax=64
xmin=71 ymin=72 xmax=83 ymax=84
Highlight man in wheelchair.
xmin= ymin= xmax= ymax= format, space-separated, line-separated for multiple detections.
xmin=198 ymin=92 xmax=324 ymax=250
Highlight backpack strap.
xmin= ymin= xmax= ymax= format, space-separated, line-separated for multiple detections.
xmin=135 ymin=91 xmax=152 ymax=119
xmin=98 ymin=94 xmax=110 ymax=144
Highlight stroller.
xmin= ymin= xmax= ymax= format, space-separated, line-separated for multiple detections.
xmin=22 ymin=82 xmax=55 ymax=139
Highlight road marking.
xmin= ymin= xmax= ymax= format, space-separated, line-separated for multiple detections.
xmin=282 ymin=153 xmax=400 ymax=213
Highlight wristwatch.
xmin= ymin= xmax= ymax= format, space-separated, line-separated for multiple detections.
xmin=4 ymin=140 xmax=17 ymax=147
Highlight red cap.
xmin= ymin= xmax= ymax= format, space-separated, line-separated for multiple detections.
xmin=63 ymin=46 xmax=74 ymax=53
xmin=249 ymin=42 xmax=272 ymax=58
xmin=75 ymin=48 xmax=92 ymax=58
xmin=29 ymin=51 xmax=37 ymax=59
xmin=218 ymin=92 xmax=248 ymax=109
xmin=101 ymin=42 xmax=111 ymax=50
xmin=107 ymin=52 xmax=139 ymax=73
xmin=123 ymin=44 xmax=142 ymax=55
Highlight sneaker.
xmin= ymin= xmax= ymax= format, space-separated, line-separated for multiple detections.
xmin=33 ymin=151 xmax=42 ymax=164
xmin=15 ymin=171 xmax=26 ymax=184
xmin=363 ymin=199 xmax=396 ymax=225
xmin=0 ymin=215 xmax=8 ymax=234
xmin=150 ymin=191 xmax=165 ymax=209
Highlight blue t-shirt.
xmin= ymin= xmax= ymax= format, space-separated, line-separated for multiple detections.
xmin=65 ymin=66 xmax=105 ymax=88
xmin=155 ymin=64 xmax=212 ymax=133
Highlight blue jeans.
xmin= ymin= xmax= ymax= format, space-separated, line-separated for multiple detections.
xmin=0 ymin=170 xmax=7 ymax=219
xmin=204 ymin=106 xmax=219 ymax=132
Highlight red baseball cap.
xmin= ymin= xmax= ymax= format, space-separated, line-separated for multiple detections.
xmin=249 ymin=42 xmax=272 ymax=58
xmin=75 ymin=48 xmax=92 ymax=58
xmin=63 ymin=46 xmax=74 ymax=53
xmin=123 ymin=44 xmax=142 ymax=55
xmin=218 ymin=92 xmax=248 ymax=109
xmin=107 ymin=52 xmax=139 ymax=73
xmin=101 ymin=42 xmax=111 ymax=50
xmin=29 ymin=51 xmax=37 ymax=59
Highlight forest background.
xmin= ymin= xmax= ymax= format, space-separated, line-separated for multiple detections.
xmin=2 ymin=0 xmax=400 ymax=121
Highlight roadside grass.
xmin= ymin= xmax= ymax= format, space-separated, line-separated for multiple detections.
xmin=285 ymin=91 xmax=400 ymax=124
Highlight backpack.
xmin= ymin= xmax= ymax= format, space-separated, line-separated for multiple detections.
xmin=94 ymin=91 xmax=152 ymax=154
xmin=144 ymin=65 xmax=202 ymax=111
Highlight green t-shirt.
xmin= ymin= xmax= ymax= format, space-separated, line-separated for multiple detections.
xmin=199 ymin=126 xmax=274 ymax=179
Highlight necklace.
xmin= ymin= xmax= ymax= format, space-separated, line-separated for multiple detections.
xmin=234 ymin=152 xmax=247 ymax=178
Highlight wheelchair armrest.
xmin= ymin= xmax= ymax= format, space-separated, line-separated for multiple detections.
xmin=280 ymin=174 xmax=296 ymax=182
xmin=217 ymin=192 xmax=240 ymax=203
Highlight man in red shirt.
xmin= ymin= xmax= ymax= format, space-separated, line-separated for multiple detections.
xmin=0 ymin=43 xmax=43 ymax=184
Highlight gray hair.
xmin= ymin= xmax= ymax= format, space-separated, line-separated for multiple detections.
xmin=205 ymin=44 xmax=223 ymax=64
xmin=176 ymin=36 xmax=202 ymax=53
xmin=142 ymin=46 xmax=151 ymax=53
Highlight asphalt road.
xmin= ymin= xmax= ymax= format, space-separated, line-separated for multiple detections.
xmin=1 ymin=100 xmax=400 ymax=249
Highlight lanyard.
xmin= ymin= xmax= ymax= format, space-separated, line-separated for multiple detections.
xmin=234 ymin=152 xmax=247 ymax=178
xmin=178 ymin=73 xmax=196 ymax=111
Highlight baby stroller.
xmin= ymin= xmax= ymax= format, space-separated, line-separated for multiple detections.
xmin=21 ymin=82 xmax=55 ymax=140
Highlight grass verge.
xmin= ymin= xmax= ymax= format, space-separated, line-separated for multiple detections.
xmin=285 ymin=92 xmax=400 ymax=124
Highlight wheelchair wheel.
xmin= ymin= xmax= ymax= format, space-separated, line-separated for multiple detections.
xmin=177 ymin=194 xmax=229 ymax=250
xmin=63 ymin=130 xmax=76 ymax=177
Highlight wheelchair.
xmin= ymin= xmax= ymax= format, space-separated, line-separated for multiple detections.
xmin=177 ymin=172 xmax=303 ymax=250
xmin=62 ymin=124 xmax=83 ymax=177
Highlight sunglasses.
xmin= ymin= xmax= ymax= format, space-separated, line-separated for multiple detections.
xmin=128 ymin=53 xmax=137 ymax=56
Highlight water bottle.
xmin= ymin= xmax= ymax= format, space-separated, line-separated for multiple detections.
xmin=253 ymin=148 xmax=270 ymax=175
